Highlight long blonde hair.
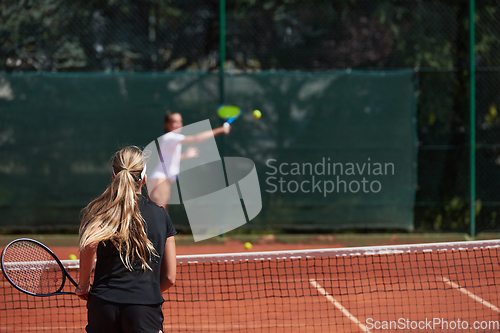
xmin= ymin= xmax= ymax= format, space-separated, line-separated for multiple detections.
xmin=79 ymin=146 xmax=157 ymax=271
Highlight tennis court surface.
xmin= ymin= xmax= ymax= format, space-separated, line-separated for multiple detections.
xmin=1 ymin=240 xmax=500 ymax=332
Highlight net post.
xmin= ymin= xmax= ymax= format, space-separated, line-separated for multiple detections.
xmin=469 ymin=0 xmax=476 ymax=238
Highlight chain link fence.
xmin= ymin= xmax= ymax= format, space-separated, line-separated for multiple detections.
xmin=475 ymin=3 xmax=500 ymax=233
xmin=1 ymin=0 xmax=499 ymax=233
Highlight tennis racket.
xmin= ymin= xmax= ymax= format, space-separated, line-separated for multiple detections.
xmin=1 ymin=238 xmax=78 ymax=297
xmin=217 ymin=105 xmax=242 ymax=125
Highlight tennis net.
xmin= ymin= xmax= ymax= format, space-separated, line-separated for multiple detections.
xmin=1 ymin=240 xmax=500 ymax=332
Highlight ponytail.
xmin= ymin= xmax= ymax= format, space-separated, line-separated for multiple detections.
xmin=79 ymin=146 xmax=157 ymax=271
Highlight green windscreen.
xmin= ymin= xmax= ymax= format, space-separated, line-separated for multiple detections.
xmin=0 ymin=71 xmax=417 ymax=231
xmin=224 ymin=71 xmax=417 ymax=231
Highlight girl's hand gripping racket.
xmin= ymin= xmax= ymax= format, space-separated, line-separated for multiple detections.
xmin=1 ymin=238 xmax=79 ymax=297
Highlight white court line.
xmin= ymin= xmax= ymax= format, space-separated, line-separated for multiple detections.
xmin=441 ymin=276 xmax=500 ymax=313
xmin=309 ymin=279 xmax=370 ymax=333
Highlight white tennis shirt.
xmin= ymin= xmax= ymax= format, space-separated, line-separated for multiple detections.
xmin=149 ymin=132 xmax=185 ymax=181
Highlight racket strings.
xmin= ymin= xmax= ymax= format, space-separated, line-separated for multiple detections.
xmin=3 ymin=241 xmax=65 ymax=295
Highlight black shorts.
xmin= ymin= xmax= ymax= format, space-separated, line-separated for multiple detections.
xmin=86 ymin=295 xmax=164 ymax=333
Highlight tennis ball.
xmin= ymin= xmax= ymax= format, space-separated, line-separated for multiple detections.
xmin=244 ymin=242 xmax=253 ymax=250
xmin=253 ymin=110 xmax=261 ymax=119
xmin=69 ymin=254 xmax=77 ymax=260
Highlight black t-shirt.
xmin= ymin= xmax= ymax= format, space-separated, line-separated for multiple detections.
xmin=89 ymin=194 xmax=177 ymax=304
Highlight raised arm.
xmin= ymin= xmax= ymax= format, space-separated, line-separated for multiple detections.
xmin=160 ymin=236 xmax=177 ymax=292
xmin=181 ymin=125 xmax=230 ymax=145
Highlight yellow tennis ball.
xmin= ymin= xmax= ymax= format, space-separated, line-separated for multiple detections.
xmin=69 ymin=254 xmax=77 ymax=260
xmin=244 ymin=242 xmax=252 ymax=250
xmin=253 ymin=110 xmax=261 ymax=119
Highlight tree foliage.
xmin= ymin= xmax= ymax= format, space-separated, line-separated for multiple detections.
xmin=1 ymin=0 xmax=498 ymax=73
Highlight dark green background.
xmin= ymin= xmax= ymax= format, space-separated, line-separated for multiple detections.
xmin=0 ymin=71 xmax=416 ymax=231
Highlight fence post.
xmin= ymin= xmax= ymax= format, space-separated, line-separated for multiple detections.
xmin=219 ymin=0 xmax=229 ymax=197
xmin=219 ymin=0 xmax=226 ymax=105
xmin=469 ymin=0 xmax=476 ymax=237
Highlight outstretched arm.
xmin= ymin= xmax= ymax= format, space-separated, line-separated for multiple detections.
xmin=181 ymin=125 xmax=230 ymax=145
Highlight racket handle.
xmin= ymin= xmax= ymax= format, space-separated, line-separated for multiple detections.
xmin=226 ymin=116 xmax=238 ymax=125
xmin=223 ymin=122 xmax=231 ymax=128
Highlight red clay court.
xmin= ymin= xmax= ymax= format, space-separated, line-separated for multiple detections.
xmin=1 ymin=239 xmax=500 ymax=332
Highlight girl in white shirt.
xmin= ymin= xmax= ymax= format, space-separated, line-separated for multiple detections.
xmin=149 ymin=111 xmax=230 ymax=210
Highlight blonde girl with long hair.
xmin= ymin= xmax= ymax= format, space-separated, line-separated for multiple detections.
xmin=76 ymin=146 xmax=177 ymax=333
